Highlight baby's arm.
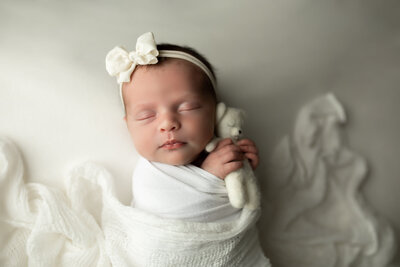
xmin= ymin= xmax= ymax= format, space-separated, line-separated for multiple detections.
xmin=201 ymin=138 xmax=259 ymax=179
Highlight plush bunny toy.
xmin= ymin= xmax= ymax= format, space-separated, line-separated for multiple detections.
xmin=206 ymin=103 xmax=261 ymax=210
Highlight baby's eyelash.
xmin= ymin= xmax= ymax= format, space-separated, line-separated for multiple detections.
xmin=179 ymin=107 xmax=198 ymax=112
xmin=178 ymin=103 xmax=201 ymax=111
xmin=135 ymin=111 xmax=156 ymax=120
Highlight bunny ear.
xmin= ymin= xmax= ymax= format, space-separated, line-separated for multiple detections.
xmin=216 ymin=102 xmax=227 ymax=123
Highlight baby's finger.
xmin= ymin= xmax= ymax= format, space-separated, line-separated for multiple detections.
xmin=222 ymin=161 xmax=243 ymax=179
xmin=215 ymin=138 xmax=233 ymax=150
xmin=245 ymin=152 xmax=259 ymax=169
xmin=236 ymin=138 xmax=255 ymax=147
xmin=239 ymin=144 xmax=258 ymax=154
xmin=216 ymin=143 xmax=241 ymax=155
xmin=219 ymin=148 xmax=244 ymax=164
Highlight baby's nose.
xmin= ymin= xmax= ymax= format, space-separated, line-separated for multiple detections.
xmin=159 ymin=114 xmax=180 ymax=132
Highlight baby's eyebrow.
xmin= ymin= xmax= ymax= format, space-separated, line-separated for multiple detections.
xmin=132 ymin=103 xmax=155 ymax=112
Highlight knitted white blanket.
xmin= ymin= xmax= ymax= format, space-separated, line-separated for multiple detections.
xmin=0 ymin=138 xmax=270 ymax=267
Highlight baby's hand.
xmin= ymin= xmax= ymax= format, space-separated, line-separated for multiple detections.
xmin=237 ymin=138 xmax=259 ymax=170
xmin=201 ymin=138 xmax=245 ymax=179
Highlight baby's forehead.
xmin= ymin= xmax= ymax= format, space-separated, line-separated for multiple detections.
xmin=123 ymin=60 xmax=211 ymax=105
xmin=130 ymin=59 xmax=207 ymax=89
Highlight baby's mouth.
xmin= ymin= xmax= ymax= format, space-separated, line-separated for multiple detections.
xmin=160 ymin=140 xmax=186 ymax=150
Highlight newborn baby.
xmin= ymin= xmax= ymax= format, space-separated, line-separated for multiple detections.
xmin=106 ymin=32 xmax=259 ymax=222
xmin=108 ymin=32 xmax=271 ymax=266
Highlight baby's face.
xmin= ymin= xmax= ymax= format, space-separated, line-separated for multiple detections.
xmin=123 ymin=59 xmax=216 ymax=165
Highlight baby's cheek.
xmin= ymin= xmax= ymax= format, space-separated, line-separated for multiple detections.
xmin=201 ymin=116 xmax=215 ymax=138
xmin=131 ymin=128 xmax=154 ymax=158
xmin=190 ymin=118 xmax=214 ymax=148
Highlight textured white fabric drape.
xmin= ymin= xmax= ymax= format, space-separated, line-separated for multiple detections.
xmin=0 ymin=138 xmax=270 ymax=267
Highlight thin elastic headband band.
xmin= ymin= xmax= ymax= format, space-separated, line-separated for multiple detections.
xmin=158 ymin=50 xmax=217 ymax=89
xmin=105 ymin=32 xmax=217 ymax=115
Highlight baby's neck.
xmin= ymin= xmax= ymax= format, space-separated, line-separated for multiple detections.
xmin=191 ymin=150 xmax=208 ymax=167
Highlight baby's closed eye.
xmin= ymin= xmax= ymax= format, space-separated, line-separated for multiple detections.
xmin=178 ymin=102 xmax=201 ymax=112
xmin=135 ymin=110 xmax=156 ymax=120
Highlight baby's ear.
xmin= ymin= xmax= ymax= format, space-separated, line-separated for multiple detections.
xmin=123 ymin=116 xmax=127 ymax=122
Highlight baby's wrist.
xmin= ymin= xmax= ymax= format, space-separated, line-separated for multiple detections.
xmin=201 ymin=162 xmax=223 ymax=180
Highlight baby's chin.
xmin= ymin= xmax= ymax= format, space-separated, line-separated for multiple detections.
xmin=157 ymin=156 xmax=193 ymax=166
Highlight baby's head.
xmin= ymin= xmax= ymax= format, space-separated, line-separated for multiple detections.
xmin=106 ymin=33 xmax=217 ymax=165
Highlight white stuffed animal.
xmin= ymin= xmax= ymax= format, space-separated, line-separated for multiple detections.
xmin=206 ymin=102 xmax=261 ymax=210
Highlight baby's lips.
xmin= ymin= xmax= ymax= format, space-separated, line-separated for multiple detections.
xmin=160 ymin=140 xmax=186 ymax=150
xmin=160 ymin=139 xmax=186 ymax=148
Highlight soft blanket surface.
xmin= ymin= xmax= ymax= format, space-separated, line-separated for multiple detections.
xmin=0 ymin=138 xmax=270 ymax=267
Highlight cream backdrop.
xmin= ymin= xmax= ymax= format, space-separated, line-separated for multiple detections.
xmin=1 ymin=0 xmax=399 ymax=264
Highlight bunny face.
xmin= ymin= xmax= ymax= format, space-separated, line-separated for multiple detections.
xmin=215 ymin=103 xmax=245 ymax=141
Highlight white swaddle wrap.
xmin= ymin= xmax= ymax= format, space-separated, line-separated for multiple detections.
xmin=132 ymin=156 xmax=241 ymax=222
xmin=0 ymin=138 xmax=270 ymax=267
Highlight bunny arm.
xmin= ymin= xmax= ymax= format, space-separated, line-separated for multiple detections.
xmin=205 ymin=137 xmax=221 ymax=153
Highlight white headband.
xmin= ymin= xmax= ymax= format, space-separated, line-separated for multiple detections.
xmin=105 ymin=32 xmax=217 ymax=114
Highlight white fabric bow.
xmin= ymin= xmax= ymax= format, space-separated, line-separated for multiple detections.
xmin=105 ymin=32 xmax=159 ymax=83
